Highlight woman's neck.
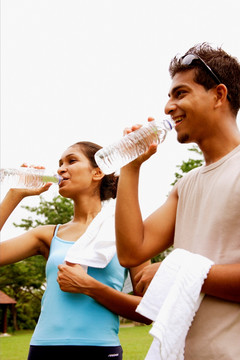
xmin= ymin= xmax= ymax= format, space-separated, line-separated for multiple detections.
xmin=72 ymin=197 xmax=102 ymax=224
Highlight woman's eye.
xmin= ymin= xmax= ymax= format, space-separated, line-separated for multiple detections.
xmin=69 ymin=159 xmax=77 ymax=164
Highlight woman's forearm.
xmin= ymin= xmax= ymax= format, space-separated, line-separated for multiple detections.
xmin=0 ymin=189 xmax=25 ymax=230
xmin=0 ymin=184 xmax=52 ymax=231
xmin=85 ymin=278 xmax=152 ymax=324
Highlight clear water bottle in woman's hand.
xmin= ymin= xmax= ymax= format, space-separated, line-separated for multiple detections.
xmin=94 ymin=118 xmax=174 ymax=174
xmin=0 ymin=165 xmax=62 ymax=188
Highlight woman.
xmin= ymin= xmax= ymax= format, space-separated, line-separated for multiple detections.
xmin=0 ymin=141 xmax=151 ymax=360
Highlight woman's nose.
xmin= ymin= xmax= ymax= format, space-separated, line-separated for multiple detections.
xmin=57 ymin=165 xmax=66 ymax=175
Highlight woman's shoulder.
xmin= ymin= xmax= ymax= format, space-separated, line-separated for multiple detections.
xmin=34 ymin=224 xmax=58 ymax=246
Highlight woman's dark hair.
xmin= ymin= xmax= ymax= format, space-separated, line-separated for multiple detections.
xmin=72 ymin=141 xmax=119 ymax=201
xmin=169 ymin=43 xmax=240 ymax=116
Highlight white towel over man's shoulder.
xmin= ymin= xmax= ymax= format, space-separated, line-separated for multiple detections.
xmin=64 ymin=200 xmax=116 ymax=270
xmin=136 ymin=248 xmax=214 ymax=360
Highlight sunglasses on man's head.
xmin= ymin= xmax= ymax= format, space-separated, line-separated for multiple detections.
xmin=180 ymin=54 xmax=231 ymax=101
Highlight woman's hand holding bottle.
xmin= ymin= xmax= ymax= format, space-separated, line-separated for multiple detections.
xmin=12 ymin=164 xmax=53 ymax=196
xmin=0 ymin=165 xmax=52 ymax=230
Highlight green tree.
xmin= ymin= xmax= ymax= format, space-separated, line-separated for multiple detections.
xmin=171 ymin=145 xmax=203 ymax=186
xmin=0 ymin=257 xmax=47 ymax=330
xmin=13 ymin=195 xmax=74 ymax=230
xmin=0 ymin=195 xmax=73 ymax=330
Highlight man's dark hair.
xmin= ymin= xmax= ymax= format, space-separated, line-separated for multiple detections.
xmin=169 ymin=43 xmax=240 ymax=116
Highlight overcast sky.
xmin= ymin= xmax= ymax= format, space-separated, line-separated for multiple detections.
xmin=1 ymin=0 xmax=240 ymax=240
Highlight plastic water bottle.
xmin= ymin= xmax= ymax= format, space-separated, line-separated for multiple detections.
xmin=94 ymin=118 xmax=174 ymax=174
xmin=0 ymin=167 xmax=62 ymax=188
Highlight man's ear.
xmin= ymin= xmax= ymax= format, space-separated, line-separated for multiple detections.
xmin=92 ymin=167 xmax=105 ymax=180
xmin=214 ymin=84 xmax=228 ymax=108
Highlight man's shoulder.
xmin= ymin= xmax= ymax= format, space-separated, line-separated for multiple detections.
xmin=177 ymin=166 xmax=201 ymax=185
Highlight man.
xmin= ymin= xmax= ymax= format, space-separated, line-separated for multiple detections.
xmin=115 ymin=43 xmax=240 ymax=359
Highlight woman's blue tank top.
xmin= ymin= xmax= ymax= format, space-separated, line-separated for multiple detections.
xmin=30 ymin=225 xmax=128 ymax=346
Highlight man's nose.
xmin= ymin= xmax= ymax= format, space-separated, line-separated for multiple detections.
xmin=164 ymin=99 xmax=176 ymax=115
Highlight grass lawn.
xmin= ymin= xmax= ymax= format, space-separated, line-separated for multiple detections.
xmin=119 ymin=325 xmax=153 ymax=359
xmin=0 ymin=325 xmax=153 ymax=360
xmin=0 ymin=330 xmax=33 ymax=360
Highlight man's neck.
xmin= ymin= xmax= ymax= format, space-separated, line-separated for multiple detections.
xmin=199 ymin=118 xmax=240 ymax=165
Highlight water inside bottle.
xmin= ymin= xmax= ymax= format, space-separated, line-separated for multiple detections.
xmin=0 ymin=168 xmax=62 ymax=188
xmin=95 ymin=118 xmax=174 ymax=174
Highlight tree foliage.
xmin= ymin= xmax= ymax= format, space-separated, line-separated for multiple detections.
xmin=13 ymin=195 xmax=74 ymax=230
xmin=171 ymin=146 xmax=204 ymax=186
xmin=0 ymin=257 xmax=46 ymax=330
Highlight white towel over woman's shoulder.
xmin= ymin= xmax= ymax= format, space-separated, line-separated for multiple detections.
xmin=136 ymin=248 xmax=214 ymax=360
xmin=64 ymin=200 xmax=116 ymax=270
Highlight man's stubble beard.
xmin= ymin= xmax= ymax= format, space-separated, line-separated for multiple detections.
xmin=177 ymin=132 xmax=190 ymax=144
